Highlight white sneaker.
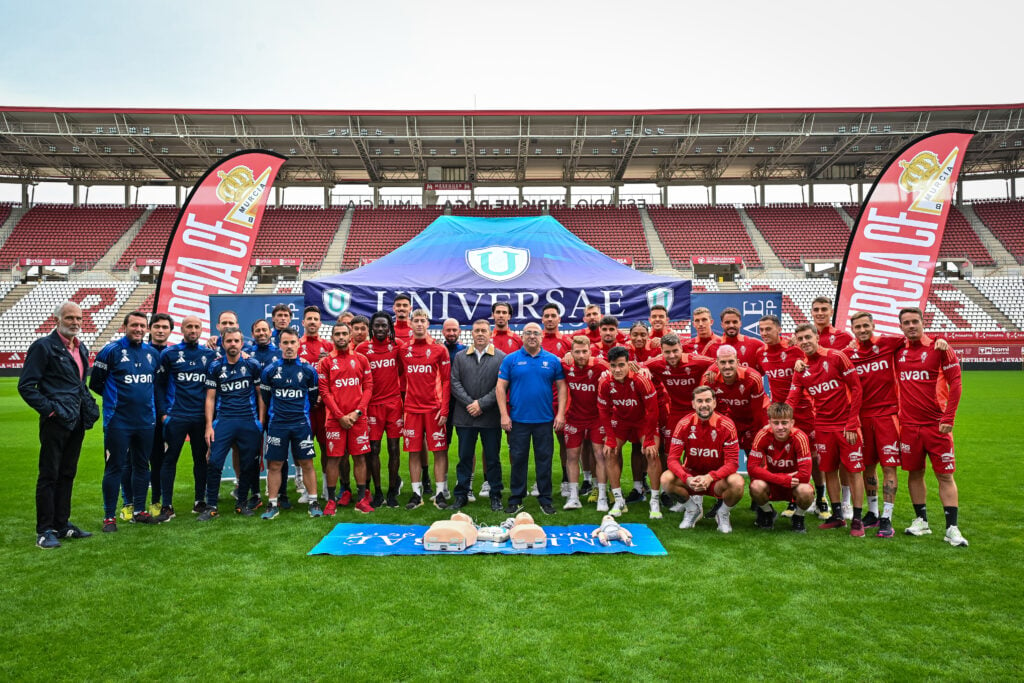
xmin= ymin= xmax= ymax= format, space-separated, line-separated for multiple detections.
xmin=479 ymin=481 xmax=490 ymax=498
xmin=596 ymin=498 xmax=610 ymax=513
xmin=944 ymin=525 xmax=968 ymax=547
xmin=529 ymin=482 xmax=540 ymax=497
xmin=679 ymin=497 xmax=703 ymax=529
xmin=467 ymin=490 xmax=477 ymax=503
xmin=669 ymin=501 xmax=686 ymax=513
xmin=610 ymin=499 xmax=627 ymax=517
xmin=649 ymin=502 xmax=663 ymax=520
xmin=563 ymin=496 xmax=582 ymax=510
xmin=904 ymin=517 xmax=932 ymax=536
xmin=560 ymin=481 xmax=570 ymax=498
xmin=298 ymin=492 xmax=312 ymax=504
xmin=715 ymin=505 xmax=733 ymax=534
xmin=841 ymin=502 xmax=854 ymax=521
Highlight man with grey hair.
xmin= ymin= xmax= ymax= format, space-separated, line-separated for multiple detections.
xmin=19 ymin=302 xmax=100 ymax=548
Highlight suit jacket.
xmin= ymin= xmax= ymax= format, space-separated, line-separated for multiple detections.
xmin=450 ymin=345 xmax=505 ymax=429
xmin=18 ymin=330 xmax=99 ymax=431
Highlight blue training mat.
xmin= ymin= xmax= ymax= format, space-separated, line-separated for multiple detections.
xmin=308 ymin=522 xmax=667 ymax=557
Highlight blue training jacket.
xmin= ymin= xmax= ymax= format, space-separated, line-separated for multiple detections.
xmin=156 ymin=341 xmax=218 ymax=420
xmin=259 ymin=357 xmax=319 ymax=427
xmin=205 ymin=356 xmax=263 ymax=423
xmin=89 ymin=336 xmax=159 ymax=430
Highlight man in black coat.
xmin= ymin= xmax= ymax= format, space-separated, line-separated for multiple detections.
xmin=18 ymin=301 xmax=100 ymax=549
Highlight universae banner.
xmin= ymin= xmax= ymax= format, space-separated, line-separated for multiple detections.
xmin=834 ymin=130 xmax=975 ymax=335
xmin=153 ymin=150 xmax=287 ymax=344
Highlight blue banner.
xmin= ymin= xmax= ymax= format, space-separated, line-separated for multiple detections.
xmin=691 ymin=291 xmax=783 ymax=340
xmin=309 ymin=523 xmax=667 ymax=556
xmin=209 ymin=294 xmax=304 ymax=334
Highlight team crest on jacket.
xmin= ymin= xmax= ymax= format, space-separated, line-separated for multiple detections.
xmin=711 ymin=429 xmax=717 ymax=441
xmin=780 ymin=351 xmax=787 ymax=361
xmin=921 ymin=352 xmax=928 ymax=363
xmin=349 ymin=359 xmax=356 ymax=368
xmin=823 ymin=361 xmax=829 ymax=373
xmin=466 ymin=246 xmax=530 ymax=282
xmin=297 ymin=371 xmax=303 ymax=382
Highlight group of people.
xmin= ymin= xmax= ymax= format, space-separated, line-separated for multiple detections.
xmin=21 ymin=293 xmax=967 ymax=549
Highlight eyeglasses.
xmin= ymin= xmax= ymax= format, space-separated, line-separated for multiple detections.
xmin=521 ymin=330 xmax=542 ymax=336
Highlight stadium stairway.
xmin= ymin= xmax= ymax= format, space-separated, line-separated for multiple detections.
xmin=835 ymin=206 xmax=854 ymax=229
xmin=958 ymin=205 xmax=1018 ymax=273
xmin=314 ymin=206 xmax=353 ymax=277
xmin=0 ymin=205 xmax=29 ymax=251
xmin=0 ymin=282 xmax=35 ymax=317
xmin=736 ymin=207 xmax=788 ymax=276
xmin=953 ymin=279 xmax=1020 ymax=331
xmin=93 ymin=207 xmax=153 ymax=273
xmin=636 ymin=207 xmax=677 ymax=275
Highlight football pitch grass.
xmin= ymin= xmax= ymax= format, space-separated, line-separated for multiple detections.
xmin=2 ymin=372 xmax=1022 ymax=681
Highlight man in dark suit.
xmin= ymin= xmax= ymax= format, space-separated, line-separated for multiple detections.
xmin=18 ymin=301 xmax=100 ymax=549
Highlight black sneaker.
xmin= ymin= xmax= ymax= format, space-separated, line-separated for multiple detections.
xmin=791 ymin=515 xmax=807 ymax=533
xmin=155 ymin=506 xmax=176 ymax=523
xmin=862 ymin=511 xmax=880 ymax=528
xmin=450 ymin=496 xmax=468 ymax=510
xmin=247 ymin=494 xmax=263 ymax=511
xmin=490 ymin=497 xmax=503 ymax=512
xmin=763 ymin=507 xmax=777 ymax=530
xmin=192 ymin=500 xmax=207 ymax=514
xmin=704 ymin=498 xmax=723 ymax=520
xmin=60 ymin=523 xmax=92 ymax=539
xmin=422 ymin=476 xmax=433 ymax=496
xmin=279 ymin=495 xmax=293 ymax=511
xmin=540 ymin=503 xmax=556 ymax=515
xmin=625 ymin=488 xmax=645 ymax=504
xmin=876 ymin=517 xmax=895 ymax=539
xmin=754 ymin=508 xmax=767 ymax=528
xmin=433 ymin=491 xmax=449 ymax=510
xmin=235 ymin=504 xmax=255 ymax=517
xmin=504 ymin=501 xmax=524 ymax=515
xmin=578 ymin=480 xmax=594 ymax=497
xmin=371 ymin=491 xmax=385 ymax=509
xmin=197 ymin=507 xmax=219 ymax=522
xmin=385 ymin=493 xmax=400 ymax=509
xmin=405 ymin=493 xmax=423 ymax=510
xmin=131 ymin=511 xmax=159 ymax=525
xmin=36 ymin=529 xmax=61 ymax=549
xmin=102 ymin=517 xmax=117 ymax=533
xmin=781 ymin=501 xmax=798 ymax=518
xmin=660 ymin=491 xmax=672 ymax=508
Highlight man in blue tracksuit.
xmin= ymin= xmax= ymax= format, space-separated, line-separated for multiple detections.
xmin=89 ymin=311 xmax=161 ymax=531
xmin=200 ymin=327 xmax=264 ymax=521
xmin=246 ymin=319 xmax=280 ymax=510
xmin=155 ymin=315 xmax=217 ymax=521
xmin=259 ymin=328 xmax=322 ymax=519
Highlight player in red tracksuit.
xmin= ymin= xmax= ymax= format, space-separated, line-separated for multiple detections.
xmin=596 ymin=346 xmax=660 ymax=519
xmin=701 ymin=345 xmax=768 ymax=452
xmin=589 ymin=315 xmax=623 ymax=361
xmin=490 ymin=302 xmax=522 ymax=355
xmin=642 ymin=333 xmax=715 ymax=442
xmin=747 ymin=402 xmax=814 ymax=532
xmin=786 ymin=322 xmax=866 ymax=536
xmin=719 ymin=307 xmax=766 ymax=368
xmin=392 ymin=295 xmax=414 ymax=344
xmin=663 ymin=386 xmax=744 ymax=533
xmin=754 ymin=314 xmax=829 ymax=520
xmin=318 ymin=323 xmax=374 ymax=515
xmin=648 ymin=304 xmax=670 ymax=341
xmin=399 ymin=309 xmax=451 ymax=511
xmin=356 ymin=312 xmax=405 ymax=509
xmin=298 ymin=306 xmax=335 ymax=504
xmin=561 ymin=336 xmax=609 ymax=510
xmin=812 ymin=296 xmax=855 ymax=350
xmin=682 ymin=306 xmax=722 ymax=357
xmin=895 ymin=306 xmax=967 ymax=547
xmin=627 ymin=321 xmax=658 ymax=364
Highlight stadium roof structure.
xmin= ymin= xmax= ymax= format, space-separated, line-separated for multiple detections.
xmin=1 ymin=104 xmax=1023 ymax=189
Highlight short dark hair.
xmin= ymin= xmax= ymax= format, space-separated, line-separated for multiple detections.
xmin=303 ymin=305 xmax=320 ymax=317
xmin=898 ymin=307 xmax=924 ymax=323
xmin=720 ymin=307 xmax=741 ymax=321
xmin=221 ymin=326 xmax=243 ymax=340
xmin=794 ymin=322 xmax=817 ymax=337
xmin=124 ymin=311 xmax=148 ymax=326
xmin=351 ymin=315 xmax=370 ymax=327
xmin=759 ymin=314 xmax=781 ymax=327
xmin=599 ymin=315 xmax=619 ymax=328
xmin=692 ymin=385 xmax=714 ymax=400
xmin=277 ymin=327 xmax=300 ymax=341
xmin=394 ymin=294 xmax=411 ymax=304
xmin=491 ymin=301 xmax=512 ymax=315
xmin=630 ymin=321 xmax=649 ymax=333
xmin=150 ymin=312 xmax=173 ymax=330
xmin=251 ymin=319 xmax=270 ymax=333
xmin=660 ymin=332 xmax=680 ymax=347
xmin=542 ymin=303 xmax=560 ymax=314
xmin=333 ymin=321 xmax=352 ymax=333
xmin=650 ymin=304 xmax=667 ymax=314
xmin=607 ymin=346 xmax=630 ymax=363
xmin=812 ymin=296 xmax=833 ymax=307
xmin=272 ymin=303 xmax=292 ymax=317
xmin=217 ymin=309 xmax=238 ymax=324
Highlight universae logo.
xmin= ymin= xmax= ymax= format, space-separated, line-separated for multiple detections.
xmin=466 ymin=246 xmax=530 ymax=282
xmin=322 ymin=289 xmax=351 ymax=317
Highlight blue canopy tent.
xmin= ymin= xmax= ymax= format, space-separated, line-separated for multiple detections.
xmin=304 ymin=215 xmax=690 ymax=325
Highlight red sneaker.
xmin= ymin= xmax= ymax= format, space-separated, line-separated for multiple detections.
xmin=339 ymin=490 xmax=353 ymax=507
xmin=324 ymin=499 xmax=337 ymax=517
xmin=850 ymin=518 xmax=865 ymax=537
xmin=354 ymin=494 xmax=375 ymax=514
xmin=818 ymin=517 xmax=847 ymax=530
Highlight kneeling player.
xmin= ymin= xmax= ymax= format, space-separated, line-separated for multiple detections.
xmin=319 ymin=323 xmax=374 ymax=515
xmin=661 ymin=386 xmax=744 ymax=533
xmin=747 ymin=403 xmax=814 ymax=532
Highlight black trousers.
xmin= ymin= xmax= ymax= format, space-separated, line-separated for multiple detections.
xmin=36 ymin=417 xmax=85 ymax=534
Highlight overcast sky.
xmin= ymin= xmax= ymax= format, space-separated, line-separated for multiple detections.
xmin=1 ymin=0 xmax=1020 ymax=202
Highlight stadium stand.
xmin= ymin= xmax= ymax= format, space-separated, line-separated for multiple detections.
xmin=647 ymin=206 xmax=762 ymax=269
xmin=744 ymin=204 xmax=852 ymax=268
xmin=273 ymin=280 xmax=302 ymax=294
xmin=0 ymin=202 xmax=13 ymax=232
xmin=971 ymin=200 xmax=1024 ymax=265
xmin=548 ymin=207 xmax=651 ymax=269
xmin=0 ymin=205 xmax=145 ymax=271
xmin=970 ymin=276 xmax=1024 ymax=329
xmin=940 ymin=206 xmax=994 ymax=266
xmin=114 ymin=207 xmax=178 ymax=270
xmin=0 ymin=281 xmax=137 ymax=352
xmin=252 ymin=206 xmax=346 ymax=272
xmin=342 ymin=206 xmax=443 ymax=270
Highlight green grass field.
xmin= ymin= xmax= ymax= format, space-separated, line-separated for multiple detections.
xmin=2 ymin=372 xmax=1022 ymax=681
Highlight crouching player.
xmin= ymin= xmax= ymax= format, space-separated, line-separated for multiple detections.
xmin=259 ymin=329 xmax=322 ymax=519
xmin=748 ymin=403 xmax=814 ymax=533
xmin=319 ymin=322 xmax=375 ymax=515
xmin=201 ymin=328 xmax=264 ymax=521
xmin=661 ymin=386 xmax=744 ymax=533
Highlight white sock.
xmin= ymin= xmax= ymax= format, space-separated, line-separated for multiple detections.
xmin=612 ymin=487 xmax=624 ymax=502
xmin=307 ymin=493 xmax=317 ymax=502
xmin=438 ymin=481 xmax=448 ymax=494
xmin=583 ymin=471 xmax=593 ymax=483
xmin=882 ymin=502 xmax=894 ymax=519
xmin=412 ymin=482 xmax=423 ymax=495
xmin=650 ymin=494 xmax=660 ymax=509
xmin=569 ymin=482 xmax=579 ymax=496
xmin=689 ymin=495 xmax=704 ymax=509
xmin=722 ymin=501 xmax=735 ymax=512
xmin=841 ymin=486 xmax=851 ymax=505
xmin=868 ymin=495 xmax=879 ymax=515
xmin=632 ymin=480 xmax=644 ymax=493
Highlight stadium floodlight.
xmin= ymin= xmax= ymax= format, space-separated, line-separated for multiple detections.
xmin=1015 ymin=140 xmax=1022 ymax=147
xmin=375 ymin=129 xmax=382 ymax=136
xmin=592 ymin=148 xmax=599 ymax=154
xmin=767 ymin=146 xmax=775 ymax=152
xmin=127 ymin=147 xmax=135 ymax=154
xmin=504 ymin=148 xmax=511 ymax=155
xmin=374 ymin=148 xmax=381 ymax=155
xmin=360 ymin=128 xmax=367 ymax=136
xmin=480 ymin=149 xmax=486 ymax=155
xmin=216 ymin=147 xmax=223 ymax=154
xmin=874 ymin=145 xmax=882 ymax=151
xmin=747 ymin=146 xmax=754 ymax=153
xmin=656 ymin=127 xmax=665 ymax=135
xmin=652 ymin=148 xmax=658 ymax=154
xmin=694 ymin=146 xmax=701 ymax=153
xmin=72 ymin=145 xmax=80 ymax=152
xmin=838 ymin=126 xmax=846 ymax=133
xmin=716 ymin=146 xmax=723 ymax=153
xmin=128 ymin=126 xmax=137 ymax=134
xmin=645 ymin=128 xmax=653 ymax=135
xmin=851 ymin=125 xmax=859 ymax=133
xmin=870 ymin=125 xmax=878 ymax=133
xmin=142 ymin=127 xmax=150 ymax=134
xmin=852 ymin=145 xmax=859 ymax=152
xmin=331 ymin=148 xmax=338 ymax=155
xmin=108 ymin=127 xmax=116 ymax=134
xmin=103 ymin=146 xmax=111 ymax=153
xmin=450 ymin=148 xmax=457 ymax=155
xmin=610 ymin=128 xmax=618 ymax=135
xmin=289 ymin=148 xmax=297 ymax=155
xmin=556 ymin=148 xmax=563 ymax=155
xmin=535 ymin=148 xmax=542 ymax=154
xmin=492 ymin=148 xmax=499 ymax=155
xmin=95 ymin=127 xmax=103 ymax=133
xmin=820 ymin=145 xmax=828 ymax=152
xmin=625 ymin=129 xmax=632 ymax=136
xmin=327 ymin=128 xmax=336 ymax=135
xmin=611 ymin=148 xmax=619 ymax=154
xmin=48 ymin=145 xmax=56 ymax=152
xmin=340 ymin=128 xmax=349 ymax=136
xmin=1000 ymin=141 xmax=1008 ymax=148
xmin=883 ymin=125 xmax=891 ymax=132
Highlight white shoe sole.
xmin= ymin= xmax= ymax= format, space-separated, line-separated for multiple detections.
xmin=563 ymin=499 xmax=582 ymax=510
xmin=596 ymin=501 xmax=609 ymax=512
